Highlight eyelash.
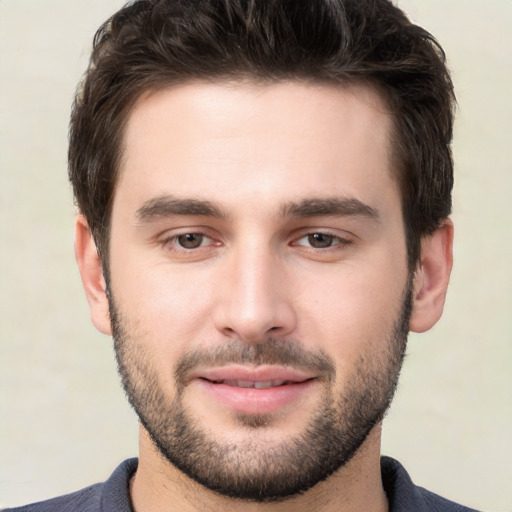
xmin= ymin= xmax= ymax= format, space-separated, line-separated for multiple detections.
xmin=160 ymin=230 xmax=353 ymax=254
xmin=161 ymin=231 xmax=215 ymax=252
xmin=293 ymin=232 xmax=353 ymax=250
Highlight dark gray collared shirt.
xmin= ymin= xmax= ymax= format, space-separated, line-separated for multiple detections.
xmin=3 ymin=457 xmax=481 ymax=512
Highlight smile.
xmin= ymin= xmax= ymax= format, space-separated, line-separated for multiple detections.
xmin=209 ymin=379 xmax=296 ymax=388
xmin=191 ymin=366 xmax=317 ymax=415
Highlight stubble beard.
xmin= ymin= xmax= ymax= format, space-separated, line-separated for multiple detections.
xmin=110 ymin=283 xmax=412 ymax=502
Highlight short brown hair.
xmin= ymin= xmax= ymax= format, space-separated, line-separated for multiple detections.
xmin=69 ymin=0 xmax=455 ymax=270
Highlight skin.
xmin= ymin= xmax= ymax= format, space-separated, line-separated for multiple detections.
xmin=75 ymin=81 xmax=453 ymax=512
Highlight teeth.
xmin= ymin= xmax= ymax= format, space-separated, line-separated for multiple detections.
xmin=220 ymin=380 xmax=287 ymax=388
xmin=254 ymin=380 xmax=285 ymax=389
xmin=224 ymin=380 xmax=254 ymax=388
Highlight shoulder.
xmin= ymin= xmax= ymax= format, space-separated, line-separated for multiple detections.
xmin=2 ymin=458 xmax=138 ymax=512
xmin=2 ymin=484 xmax=102 ymax=512
xmin=381 ymin=456 xmax=482 ymax=512
xmin=415 ymin=486 xmax=482 ymax=512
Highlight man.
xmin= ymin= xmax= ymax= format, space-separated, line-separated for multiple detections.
xmin=4 ymin=0 xmax=480 ymax=511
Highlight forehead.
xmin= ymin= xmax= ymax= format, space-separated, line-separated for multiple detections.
xmin=116 ymin=80 xmax=397 ymax=215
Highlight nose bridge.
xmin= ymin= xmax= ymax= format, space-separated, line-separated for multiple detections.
xmin=214 ymin=237 xmax=295 ymax=342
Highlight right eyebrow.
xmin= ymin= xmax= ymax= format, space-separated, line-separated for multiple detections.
xmin=135 ymin=195 xmax=226 ymax=223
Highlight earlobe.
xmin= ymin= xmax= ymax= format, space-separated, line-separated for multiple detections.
xmin=74 ymin=215 xmax=112 ymax=335
xmin=409 ymin=219 xmax=454 ymax=333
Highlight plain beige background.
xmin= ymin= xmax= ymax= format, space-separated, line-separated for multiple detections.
xmin=0 ymin=0 xmax=511 ymax=509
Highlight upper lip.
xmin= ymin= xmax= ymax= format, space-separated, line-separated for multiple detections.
xmin=189 ymin=365 xmax=316 ymax=384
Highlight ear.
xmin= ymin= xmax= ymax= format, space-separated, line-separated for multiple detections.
xmin=409 ymin=219 xmax=454 ymax=333
xmin=74 ymin=215 xmax=112 ymax=335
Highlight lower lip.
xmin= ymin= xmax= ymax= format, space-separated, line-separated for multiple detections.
xmin=196 ymin=379 xmax=316 ymax=415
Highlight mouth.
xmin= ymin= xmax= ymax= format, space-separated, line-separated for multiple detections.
xmin=204 ymin=379 xmax=307 ymax=389
xmin=191 ymin=366 xmax=317 ymax=415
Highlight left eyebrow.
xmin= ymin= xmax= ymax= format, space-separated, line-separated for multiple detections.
xmin=136 ymin=195 xmax=227 ymax=223
xmin=280 ymin=197 xmax=380 ymax=221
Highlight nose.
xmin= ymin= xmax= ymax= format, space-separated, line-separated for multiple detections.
xmin=213 ymin=244 xmax=297 ymax=343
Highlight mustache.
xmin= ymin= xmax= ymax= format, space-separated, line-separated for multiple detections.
xmin=174 ymin=338 xmax=336 ymax=387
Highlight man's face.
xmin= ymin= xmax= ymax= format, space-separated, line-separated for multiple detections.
xmin=107 ymin=82 xmax=411 ymax=500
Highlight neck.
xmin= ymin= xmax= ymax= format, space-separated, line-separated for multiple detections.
xmin=130 ymin=425 xmax=388 ymax=512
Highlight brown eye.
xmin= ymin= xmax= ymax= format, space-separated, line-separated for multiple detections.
xmin=307 ymin=233 xmax=334 ymax=248
xmin=176 ymin=233 xmax=204 ymax=249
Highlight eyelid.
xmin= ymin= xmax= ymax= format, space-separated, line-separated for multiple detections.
xmin=159 ymin=229 xmax=220 ymax=252
xmin=291 ymin=229 xmax=354 ymax=248
xmin=156 ymin=226 xmax=354 ymax=255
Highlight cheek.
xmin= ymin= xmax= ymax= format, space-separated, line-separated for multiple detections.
xmin=110 ymin=259 xmax=217 ymax=371
xmin=295 ymin=257 xmax=407 ymax=369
